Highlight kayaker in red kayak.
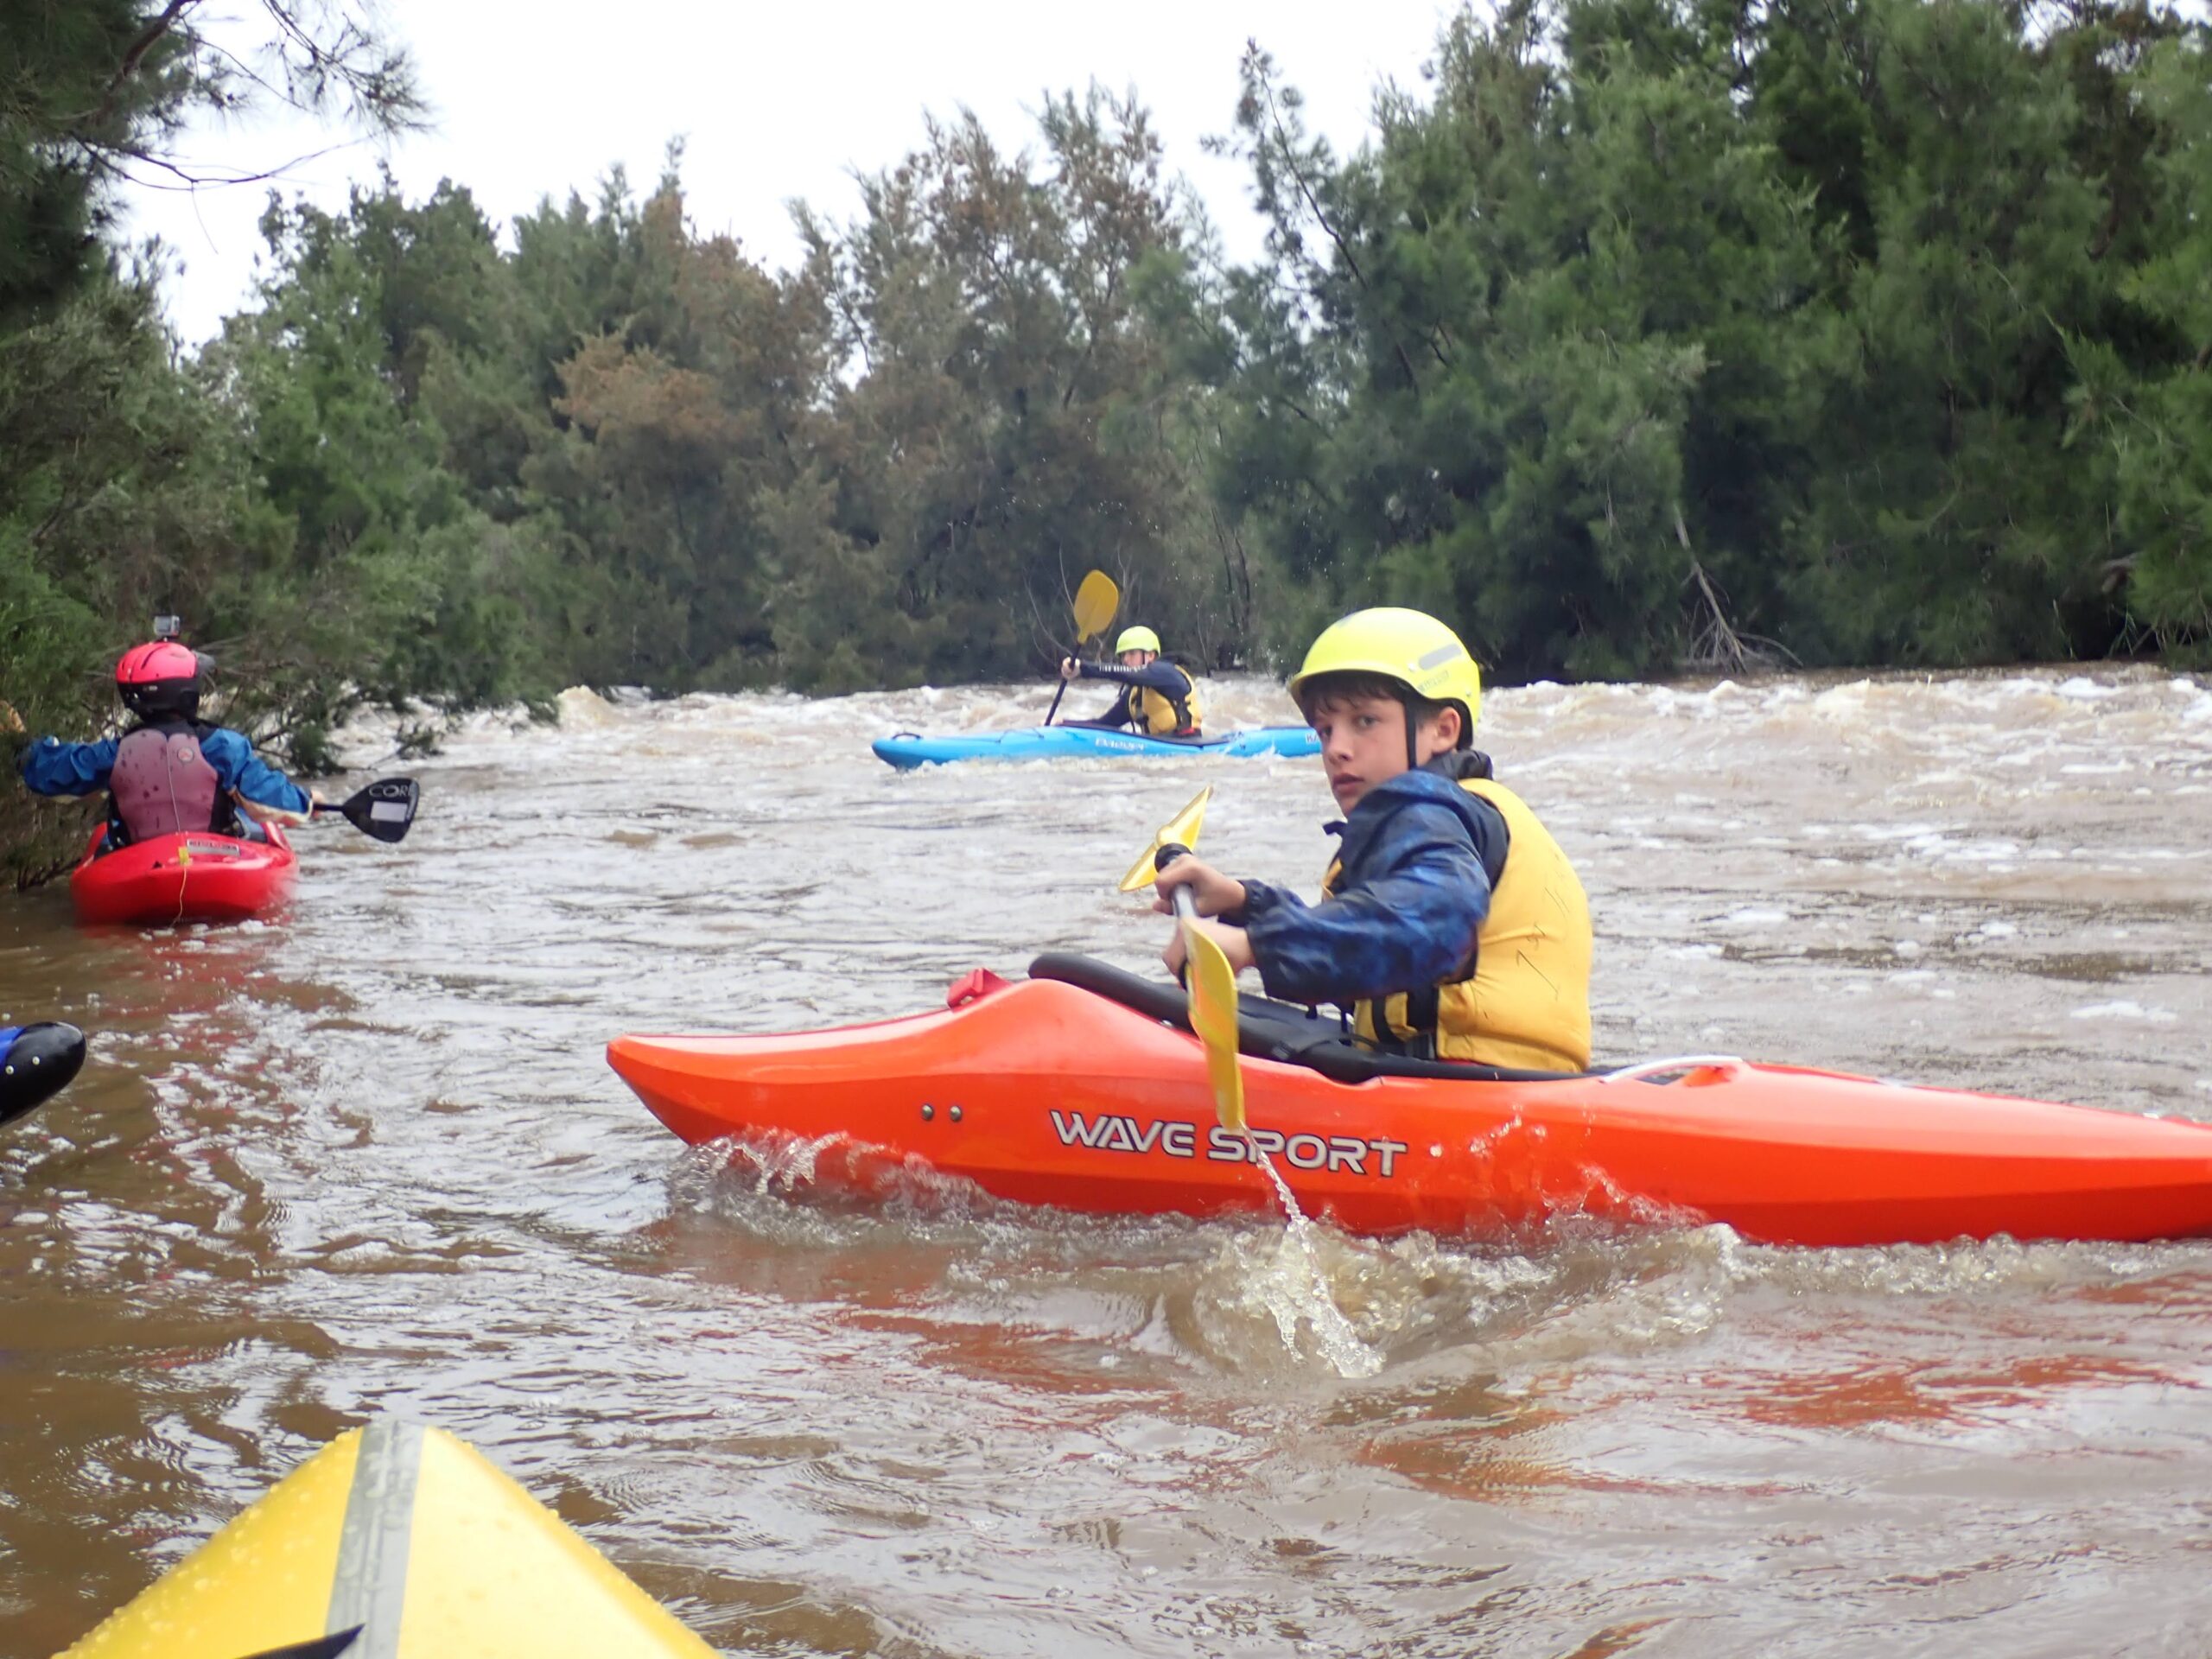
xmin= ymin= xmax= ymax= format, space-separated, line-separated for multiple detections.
xmin=12 ymin=639 xmax=319 ymax=849
xmin=1154 ymin=607 xmax=1593 ymax=1073
xmin=1058 ymin=626 xmax=1205 ymax=737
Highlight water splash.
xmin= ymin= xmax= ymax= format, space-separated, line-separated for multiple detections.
xmin=1240 ymin=1135 xmax=1386 ymax=1379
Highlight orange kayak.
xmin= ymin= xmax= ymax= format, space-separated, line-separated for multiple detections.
xmin=607 ymin=957 xmax=2212 ymax=1248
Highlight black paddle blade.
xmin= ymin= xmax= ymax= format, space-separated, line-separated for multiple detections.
xmin=238 ymin=1630 xmax=360 ymax=1659
xmin=338 ymin=777 xmax=419 ymax=844
xmin=0 ymin=1022 xmax=87 ymax=1128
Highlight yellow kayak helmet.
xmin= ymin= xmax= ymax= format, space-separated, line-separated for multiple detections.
xmin=1288 ymin=607 xmax=1483 ymax=745
xmin=1115 ymin=626 xmax=1162 ymax=655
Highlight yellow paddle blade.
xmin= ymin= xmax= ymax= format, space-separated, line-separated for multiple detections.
xmin=1117 ymin=785 xmax=1213 ymax=893
xmin=1071 ymin=569 xmax=1120 ymax=642
xmin=1181 ymin=914 xmax=1247 ymax=1133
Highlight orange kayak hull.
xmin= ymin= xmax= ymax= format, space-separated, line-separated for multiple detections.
xmin=69 ymin=824 xmax=297 ymax=925
xmin=607 ymin=976 xmax=2212 ymax=1248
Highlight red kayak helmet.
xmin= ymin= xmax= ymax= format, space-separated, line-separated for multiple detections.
xmin=115 ymin=640 xmax=203 ymax=720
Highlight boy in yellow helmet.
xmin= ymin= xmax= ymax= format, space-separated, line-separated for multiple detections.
xmin=1155 ymin=607 xmax=1592 ymax=1073
xmin=1059 ymin=626 xmax=1204 ymax=737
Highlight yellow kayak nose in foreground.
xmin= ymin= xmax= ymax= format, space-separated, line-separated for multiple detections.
xmin=60 ymin=1420 xmax=715 ymax=1659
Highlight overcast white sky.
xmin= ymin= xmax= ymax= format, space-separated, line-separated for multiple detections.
xmin=118 ymin=0 xmax=1461 ymax=344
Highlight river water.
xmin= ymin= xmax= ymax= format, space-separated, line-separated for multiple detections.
xmin=3 ymin=666 xmax=2209 ymax=1657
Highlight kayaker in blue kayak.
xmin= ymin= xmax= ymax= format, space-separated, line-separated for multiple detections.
xmin=12 ymin=639 xmax=318 ymax=849
xmin=1059 ymin=626 xmax=1205 ymax=737
xmin=1153 ymin=607 xmax=1593 ymax=1073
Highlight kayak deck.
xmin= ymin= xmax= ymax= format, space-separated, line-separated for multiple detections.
xmin=60 ymin=1420 xmax=715 ymax=1657
xmin=69 ymin=823 xmax=296 ymax=925
xmin=607 ymin=969 xmax=2212 ymax=1248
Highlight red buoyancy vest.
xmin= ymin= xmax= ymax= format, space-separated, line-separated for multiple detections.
xmin=111 ymin=726 xmax=222 ymax=840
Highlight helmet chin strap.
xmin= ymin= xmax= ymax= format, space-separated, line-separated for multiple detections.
xmin=1403 ymin=698 xmax=1470 ymax=772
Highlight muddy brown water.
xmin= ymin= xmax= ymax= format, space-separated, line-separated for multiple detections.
xmin=3 ymin=667 xmax=2209 ymax=1657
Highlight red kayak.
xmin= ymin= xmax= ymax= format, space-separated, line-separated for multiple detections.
xmin=607 ymin=956 xmax=2212 ymax=1248
xmin=69 ymin=823 xmax=297 ymax=925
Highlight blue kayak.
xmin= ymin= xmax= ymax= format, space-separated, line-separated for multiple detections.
xmin=874 ymin=724 xmax=1320 ymax=770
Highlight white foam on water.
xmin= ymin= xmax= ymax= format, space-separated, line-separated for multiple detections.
xmin=1718 ymin=906 xmax=1789 ymax=928
xmin=2069 ymin=1001 xmax=2179 ymax=1024
xmin=1810 ymin=679 xmax=1874 ymax=716
xmin=2053 ymin=676 xmax=2122 ymax=701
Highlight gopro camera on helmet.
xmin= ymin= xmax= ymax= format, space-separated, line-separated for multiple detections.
xmin=152 ymin=615 xmax=181 ymax=640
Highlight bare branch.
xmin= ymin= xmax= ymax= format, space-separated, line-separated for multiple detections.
xmin=96 ymin=0 xmax=202 ymax=128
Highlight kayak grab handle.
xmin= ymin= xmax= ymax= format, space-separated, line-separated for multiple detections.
xmin=1596 ymin=1055 xmax=1745 ymax=1085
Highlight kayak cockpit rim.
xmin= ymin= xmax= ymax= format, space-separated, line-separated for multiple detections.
xmin=1595 ymin=1056 xmax=1747 ymax=1084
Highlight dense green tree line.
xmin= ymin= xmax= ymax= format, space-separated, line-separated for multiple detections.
xmin=1192 ymin=0 xmax=2212 ymax=678
xmin=5 ymin=0 xmax=2212 ymax=876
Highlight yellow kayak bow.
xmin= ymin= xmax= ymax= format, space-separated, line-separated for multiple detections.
xmin=60 ymin=1420 xmax=715 ymax=1659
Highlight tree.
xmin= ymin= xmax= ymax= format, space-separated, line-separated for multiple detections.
xmin=1 ymin=0 xmax=420 ymax=325
xmin=785 ymin=89 xmax=1228 ymax=688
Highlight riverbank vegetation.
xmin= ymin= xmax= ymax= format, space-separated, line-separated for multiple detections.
xmin=6 ymin=0 xmax=2212 ymax=870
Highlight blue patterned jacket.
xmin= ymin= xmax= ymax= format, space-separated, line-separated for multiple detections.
xmin=1235 ymin=754 xmax=1509 ymax=1007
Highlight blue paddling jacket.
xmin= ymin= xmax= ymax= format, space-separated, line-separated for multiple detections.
xmin=1231 ymin=757 xmax=1507 ymax=1008
xmin=19 ymin=725 xmax=312 ymax=838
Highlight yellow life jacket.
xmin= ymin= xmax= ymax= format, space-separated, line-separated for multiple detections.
xmin=1117 ymin=664 xmax=1203 ymax=736
xmin=1324 ymin=777 xmax=1592 ymax=1072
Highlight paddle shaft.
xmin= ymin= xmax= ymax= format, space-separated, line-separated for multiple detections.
xmin=1160 ymin=841 xmax=1199 ymax=965
xmin=1159 ymin=849 xmax=1194 ymax=902
xmin=1159 ymin=842 xmax=1196 ymax=899
xmin=1044 ymin=642 xmax=1101 ymax=726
